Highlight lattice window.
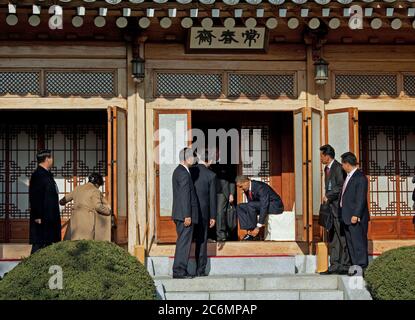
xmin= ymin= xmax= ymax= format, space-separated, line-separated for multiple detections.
xmin=397 ymin=126 xmax=415 ymax=216
xmin=45 ymin=124 xmax=107 ymax=219
xmin=0 ymin=121 xmax=107 ymax=221
xmin=228 ymin=73 xmax=295 ymax=98
xmin=6 ymin=125 xmax=38 ymax=219
xmin=156 ymin=72 xmax=223 ymax=97
xmin=361 ymin=125 xmax=415 ymax=217
xmin=241 ymin=125 xmax=270 ymax=181
xmin=0 ymin=72 xmax=41 ymax=95
xmin=45 ymin=71 xmax=115 ymax=96
xmin=335 ymin=74 xmax=397 ymax=97
xmin=0 ymin=126 xmax=6 ymax=219
xmin=403 ymin=75 xmax=415 ymax=96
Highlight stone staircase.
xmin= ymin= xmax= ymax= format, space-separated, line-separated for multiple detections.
xmin=147 ymin=255 xmax=367 ymax=300
xmin=154 ymin=274 xmax=344 ymax=300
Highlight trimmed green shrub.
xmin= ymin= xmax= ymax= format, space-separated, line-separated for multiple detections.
xmin=365 ymin=246 xmax=415 ymax=300
xmin=0 ymin=240 xmax=156 ymax=300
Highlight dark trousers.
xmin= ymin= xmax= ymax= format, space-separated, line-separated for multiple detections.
xmin=172 ymin=220 xmax=194 ymax=277
xmin=194 ymin=219 xmax=208 ymax=275
xmin=216 ymin=194 xmax=228 ymax=240
xmin=344 ymin=219 xmax=369 ymax=268
xmin=328 ymin=217 xmax=351 ymax=272
xmin=236 ymin=201 xmax=262 ymax=230
xmin=30 ymin=243 xmax=51 ymax=254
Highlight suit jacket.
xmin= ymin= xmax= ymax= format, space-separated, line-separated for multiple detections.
xmin=340 ymin=169 xmax=369 ymax=226
xmin=248 ymin=180 xmax=284 ymax=225
xmin=62 ymin=182 xmax=112 ymax=241
xmin=172 ymin=164 xmax=199 ymax=224
xmin=29 ymin=166 xmax=61 ymax=244
xmin=190 ymin=164 xmax=217 ymax=222
xmin=324 ymin=160 xmax=345 ymax=218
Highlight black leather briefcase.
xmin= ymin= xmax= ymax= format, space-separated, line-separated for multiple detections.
xmin=318 ymin=202 xmax=333 ymax=230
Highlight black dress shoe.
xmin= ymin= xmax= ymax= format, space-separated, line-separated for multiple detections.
xmin=319 ymin=270 xmax=332 ymax=275
xmin=242 ymin=234 xmax=255 ymax=241
xmin=196 ymin=273 xmax=208 ymax=277
xmin=337 ymin=269 xmax=349 ymax=275
xmin=172 ymin=274 xmax=194 ymax=279
xmin=319 ymin=269 xmax=338 ymax=275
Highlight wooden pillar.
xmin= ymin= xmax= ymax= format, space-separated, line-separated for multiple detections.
xmin=127 ymin=37 xmax=148 ymax=254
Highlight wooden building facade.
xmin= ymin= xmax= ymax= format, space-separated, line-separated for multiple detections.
xmin=0 ymin=0 xmax=414 ymax=257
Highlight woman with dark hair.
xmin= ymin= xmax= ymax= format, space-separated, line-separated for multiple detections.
xmin=60 ymin=173 xmax=112 ymax=241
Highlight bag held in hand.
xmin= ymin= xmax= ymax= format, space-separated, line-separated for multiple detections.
xmin=318 ymin=202 xmax=333 ymax=230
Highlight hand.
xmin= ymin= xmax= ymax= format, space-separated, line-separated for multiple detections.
xmin=35 ymin=219 xmax=42 ymax=224
xmin=351 ymin=216 xmax=359 ymax=224
xmin=209 ymin=219 xmax=216 ymax=228
xmin=229 ymin=194 xmax=234 ymax=204
xmin=59 ymin=197 xmax=66 ymax=206
xmin=323 ymin=196 xmax=328 ymax=203
xmin=249 ymin=227 xmax=260 ymax=237
xmin=184 ymin=217 xmax=192 ymax=227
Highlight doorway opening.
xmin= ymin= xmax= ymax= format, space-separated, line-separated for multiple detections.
xmin=155 ymin=110 xmax=300 ymax=244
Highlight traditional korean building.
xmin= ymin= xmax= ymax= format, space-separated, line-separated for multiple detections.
xmin=0 ymin=0 xmax=414 ymax=260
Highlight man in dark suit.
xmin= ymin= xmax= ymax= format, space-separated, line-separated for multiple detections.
xmin=190 ymin=149 xmax=217 ymax=276
xmin=172 ymin=147 xmax=198 ymax=279
xmin=29 ymin=149 xmax=61 ymax=254
xmin=319 ymin=145 xmax=351 ymax=275
xmin=339 ymin=152 xmax=369 ymax=275
xmin=235 ymin=176 xmax=284 ymax=241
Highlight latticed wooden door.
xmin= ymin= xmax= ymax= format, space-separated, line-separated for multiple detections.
xmin=360 ymin=123 xmax=415 ymax=239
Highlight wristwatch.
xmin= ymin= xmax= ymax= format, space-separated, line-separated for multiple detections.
xmin=256 ymin=223 xmax=263 ymax=228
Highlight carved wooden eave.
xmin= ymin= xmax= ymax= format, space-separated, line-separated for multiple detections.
xmin=0 ymin=1 xmax=415 ymax=43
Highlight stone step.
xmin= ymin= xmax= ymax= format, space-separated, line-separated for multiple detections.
xmin=164 ymin=290 xmax=345 ymax=300
xmin=147 ymin=255 xmax=296 ymax=276
xmin=154 ymin=274 xmax=339 ymax=293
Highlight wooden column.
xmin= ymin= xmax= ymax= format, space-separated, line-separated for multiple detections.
xmin=127 ymin=37 xmax=148 ymax=254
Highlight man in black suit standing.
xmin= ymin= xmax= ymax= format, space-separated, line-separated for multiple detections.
xmin=339 ymin=152 xmax=369 ymax=275
xmin=235 ymin=176 xmax=284 ymax=241
xmin=172 ymin=147 xmax=198 ymax=279
xmin=319 ymin=145 xmax=351 ymax=275
xmin=190 ymin=149 xmax=217 ymax=276
xmin=29 ymin=149 xmax=61 ymax=254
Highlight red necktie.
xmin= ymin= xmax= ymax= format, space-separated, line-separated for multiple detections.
xmin=325 ymin=166 xmax=330 ymax=177
xmin=245 ymin=190 xmax=253 ymax=201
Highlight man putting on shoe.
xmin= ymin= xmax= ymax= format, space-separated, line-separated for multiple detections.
xmin=235 ymin=176 xmax=284 ymax=241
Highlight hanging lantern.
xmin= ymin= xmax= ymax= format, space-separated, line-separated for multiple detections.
xmin=314 ymin=58 xmax=329 ymax=85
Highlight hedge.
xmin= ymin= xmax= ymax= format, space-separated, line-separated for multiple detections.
xmin=0 ymin=240 xmax=156 ymax=300
xmin=365 ymin=245 xmax=415 ymax=300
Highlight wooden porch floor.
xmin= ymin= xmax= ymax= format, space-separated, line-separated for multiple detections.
xmin=1 ymin=240 xmax=414 ymax=260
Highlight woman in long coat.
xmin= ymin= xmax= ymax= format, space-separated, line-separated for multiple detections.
xmin=60 ymin=173 xmax=112 ymax=241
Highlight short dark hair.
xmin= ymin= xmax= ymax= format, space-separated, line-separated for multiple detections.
xmin=341 ymin=152 xmax=358 ymax=166
xmin=88 ymin=173 xmax=104 ymax=187
xmin=235 ymin=175 xmax=250 ymax=184
xmin=179 ymin=147 xmax=196 ymax=162
xmin=36 ymin=149 xmax=52 ymax=164
xmin=320 ymin=144 xmax=335 ymax=159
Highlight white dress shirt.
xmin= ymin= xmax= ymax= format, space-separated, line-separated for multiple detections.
xmin=181 ymin=163 xmax=190 ymax=174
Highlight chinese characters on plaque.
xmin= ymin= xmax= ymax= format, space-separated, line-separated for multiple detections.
xmin=189 ymin=27 xmax=267 ymax=50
